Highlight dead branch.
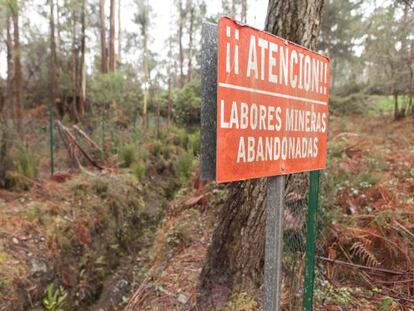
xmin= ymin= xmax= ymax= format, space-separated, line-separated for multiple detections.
xmin=57 ymin=121 xmax=104 ymax=170
xmin=72 ymin=125 xmax=103 ymax=152
xmin=317 ymin=256 xmax=407 ymax=275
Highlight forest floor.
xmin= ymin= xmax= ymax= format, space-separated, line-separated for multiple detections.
xmin=0 ymin=105 xmax=413 ymax=310
xmin=123 ymin=111 xmax=414 ymax=310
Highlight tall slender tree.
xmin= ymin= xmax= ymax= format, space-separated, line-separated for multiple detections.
xmin=241 ymin=0 xmax=247 ymax=23
xmin=187 ymin=0 xmax=194 ymax=82
xmin=6 ymin=13 xmax=13 ymax=122
xmin=79 ymin=0 xmax=86 ymax=116
xmin=10 ymin=0 xmax=22 ymax=132
xmin=135 ymin=0 xmax=151 ymax=128
xmin=176 ymin=0 xmax=186 ymax=87
xmin=49 ymin=0 xmax=58 ymax=109
xmin=197 ymin=0 xmax=325 ymax=308
xmin=109 ymin=0 xmax=116 ymax=71
xmin=118 ymin=0 xmax=122 ymax=64
xmin=99 ymin=0 xmax=108 ymax=72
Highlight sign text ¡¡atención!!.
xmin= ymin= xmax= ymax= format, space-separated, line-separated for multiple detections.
xmin=216 ymin=17 xmax=330 ymax=183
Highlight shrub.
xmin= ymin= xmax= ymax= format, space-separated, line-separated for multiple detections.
xmin=0 ymin=124 xmax=13 ymax=188
xmin=132 ymin=160 xmax=146 ymax=180
xmin=13 ymin=143 xmax=39 ymax=179
xmin=174 ymin=150 xmax=194 ymax=184
xmin=173 ymin=81 xmax=201 ymax=126
xmin=187 ymin=130 xmax=200 ymax=155
xmin=119 ymin=144 xmax=136 ymax=168
xmin=329 ymin=93 xmax=368 ymax=115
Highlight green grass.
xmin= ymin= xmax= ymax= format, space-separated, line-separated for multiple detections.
xmin=370 ymin=95 xmax=394 ymax=112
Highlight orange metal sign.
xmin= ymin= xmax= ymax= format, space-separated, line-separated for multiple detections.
xmin=216 ymin=17 xmax=330 ymax=183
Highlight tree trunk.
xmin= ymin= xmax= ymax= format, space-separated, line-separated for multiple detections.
xmin=394 ymin=91 xmax=399 ymax=121
xmin=99 ymin=0 xmax=108 ymax=73
xmin=79 ymin=0 xmax=86 ymax=117
xmin=118 ymin=0 xmax=121 ymax=65
xmin=167 ymin=76 xmax=172 ymax=126
xmin=49 ymin=0 xmax=58 ymax=112
xmin=241 ymin=0 xmax=247 ymax=23
xmin=409 ymin=41 xmax=413 ymax=115
xmin=187 ymin=3 xmax=194 ymax=82
xmin=6 ymin=14 xmax=13 ymax=122
xmin=71 ymin=9 xmax=80 ymax=122
xmin=142 ymin=11 xmax=149 ymax=129
xmin=12 ymin=6 xmax=22 ymax=133
xmin=178 ymin=0 xmax=185 ymax=87
xmin=56 ymin=0 xmax=63 ymax=55
xmin=109 ymin=0 xmax=116 ymax=71
xmin=167 ymin=35 xmax=173 ymax=126
xmin=231 ymin=0 xmax=236 ymax=18
xmin=197 ymin=0 xmax=324 ymax=308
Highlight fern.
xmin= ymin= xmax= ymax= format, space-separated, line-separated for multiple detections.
xmin=350 ymin=241 xmax=380 ymax=267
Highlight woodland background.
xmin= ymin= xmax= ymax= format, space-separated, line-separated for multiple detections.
xmin=0 ymin=0 xmax=414 ymax=310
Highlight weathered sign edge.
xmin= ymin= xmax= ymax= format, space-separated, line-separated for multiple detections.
xmin=200 ymin=22 xmax=218 ymax=181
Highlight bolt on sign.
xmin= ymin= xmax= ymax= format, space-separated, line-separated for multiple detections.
xmin=216 ymin=17 xmax=330 ymax=183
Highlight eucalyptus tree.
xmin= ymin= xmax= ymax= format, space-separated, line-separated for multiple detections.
xmin=134 ymin=0 xmax=151 ymax=128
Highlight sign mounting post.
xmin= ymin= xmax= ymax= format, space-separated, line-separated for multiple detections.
xmin=201 ymin=17 xmax=330 ymax=310
xmin=264 ymin=175 xmax=285 ymax=311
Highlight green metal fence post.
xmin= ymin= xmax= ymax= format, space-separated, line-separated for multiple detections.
xmin=48 ymin=102 xmax=55 ymax=175
xmin=303 ymin=170 xmax=321 ymax=311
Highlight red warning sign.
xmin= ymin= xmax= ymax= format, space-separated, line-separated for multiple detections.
xmin=216 ymin=17 xmax=330 ymax=183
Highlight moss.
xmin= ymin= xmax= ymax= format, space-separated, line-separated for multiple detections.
xmin=223 ymin=291 xmax=258 ymax=311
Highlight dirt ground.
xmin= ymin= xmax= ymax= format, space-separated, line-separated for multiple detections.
xmin=0 ymin=113 xmax=413 ymax=310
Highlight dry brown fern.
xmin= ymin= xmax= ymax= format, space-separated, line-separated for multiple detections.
xmin=350 ymin=241 xmax=380 ymax=267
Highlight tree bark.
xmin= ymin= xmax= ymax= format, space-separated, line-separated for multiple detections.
xmin=12 ymin=5 xmax=22 ymax=132
xmin=178 ymin=0 xmax=185 ymax=87
xmin=410 ymin=41 xmax=413 ymax=115
xmin=109 ymin=0 xmax=116 ymax=71
xmin=99 ymin=0 xmax=108 ymax=73
xmin=71 ymin=8 xmax=80 ymax=122
xmin=241 ymin=0 xmax=247 ymax=23
xmin=394 ymin=91 xmax=400 ymax=121
xmin=187 ymin=2 xmax=194 ymax=82
xmin=142 ymin=0 xmax=149 ymax=129
xmin=79 ymin=0 xmax=86 ymax=116
xmin=167 ymin=76 xmax=172 ymax=126
xmin=231 ymin=0 xmax=237 ymax=18
xmin=197 ymin=0 xmax=324 ymax=308
xmin=6 ymin=14 xmax=13 ymax=121
xmin=49 ymin=0 xmax=58 ymax=113
xmin=118 ymin=0 xmax=121 ymax=65
xmin=167 ymin=35 xmax=173 ymax=126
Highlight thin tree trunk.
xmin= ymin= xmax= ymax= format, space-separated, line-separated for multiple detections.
xmin=187 ymin=3 xmax=194 ymax=82
xmin=79 ymin=0 xmax=86 ymax=117
xmin=49 ymin=0 xmax=58 ymax=111
xmin=12 ymin=7 xmax=22 ymax=132
xmin=142 ymin=7 xmax=149 ymax=129
xmin=109 ymin=0 xmax=116 ymax=71
xmin=71 ymin=9 xmax=80 ymax=122
xmin=178 ymin=0 xmax=184 ymax=87
xmin=118 ymin=0 xmax=121 ymax=65
xmin=409 ymin=41 xmax=413 ymax=115
xmin=167 ymin=34 xmax=173 ymax=126
xmin=167 ymin=76 xmax=172 ymax=126
xmin=6 ymin=15 xmax=14 ymax=122
xmin=99 ymin=0 xmax=108 ymax=73
xmin=197 ymin=0 xmax=324 ymax=309
xmin=231 ymin=0 xmax=236 ymax=18
xmin=394 ymin=91 xmax=399 ymax=121
xmin=56 ymin=0 xmax=63 ymax=54
xmin=241 ymin=0 xmax=247 ymax=23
